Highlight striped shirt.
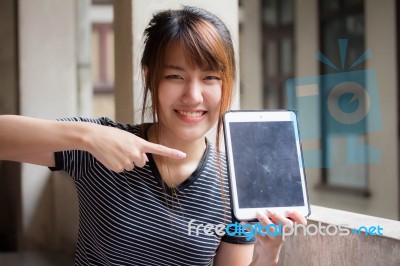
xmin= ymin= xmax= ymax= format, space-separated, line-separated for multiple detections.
xmin=51 ymin=117 xmax=253 ymax=266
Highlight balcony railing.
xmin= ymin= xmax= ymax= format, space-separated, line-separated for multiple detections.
xmin=278 ymin=205 xmax=400 ymax=266
xmin=1 ymin=205 xmax=399 ymax=265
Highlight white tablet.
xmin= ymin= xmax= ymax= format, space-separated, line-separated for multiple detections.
xmin=223 ymin=110 xmax=311 ymax=221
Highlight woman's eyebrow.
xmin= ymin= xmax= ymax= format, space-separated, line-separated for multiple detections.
xmin=163 ymin=64 xmax=185 ymax=71
xmin=164 ymin=64 xmax=218 ymax=73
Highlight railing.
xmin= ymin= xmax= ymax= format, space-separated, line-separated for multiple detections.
xmin=278 ymin=205 xmax=400 ymax=266
xmin=2 ymin=205 xmax=399 ymax=265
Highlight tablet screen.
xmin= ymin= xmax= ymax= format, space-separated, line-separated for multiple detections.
xmin=229 ymin=120 xmax=304 ymax=208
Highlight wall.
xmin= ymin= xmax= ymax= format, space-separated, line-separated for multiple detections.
xmin=239 ymin=0 xmax=263 ymax=110
xmin=279 ymin=205 xmax=400 ymax=266
xmin=364 ymin=0 xmax=398 ymax=219
xmin=0 ymin=0 xmax=21 ymax=250
xmin=18 ymin=0 xmax=79 ymax=253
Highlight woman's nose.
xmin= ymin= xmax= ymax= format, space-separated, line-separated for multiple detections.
xmin=182 ymin=80 xmax=203 ymax=105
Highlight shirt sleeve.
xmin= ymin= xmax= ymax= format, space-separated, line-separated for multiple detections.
xmin=48 ymin=117 xmax=136 ymax=181
xmin=221 ymin=223 xmax=257 ymax=244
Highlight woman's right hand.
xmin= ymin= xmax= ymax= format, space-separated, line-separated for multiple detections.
xmin=0 ymin=115 xmax=185 ymax=172
xmin=84 ymin=124 xmax=186 ymax=173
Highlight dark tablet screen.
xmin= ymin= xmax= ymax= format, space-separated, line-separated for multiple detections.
xmin=229 ymin=121 xmax=304 ymax=208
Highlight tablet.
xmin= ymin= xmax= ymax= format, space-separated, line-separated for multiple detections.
xmin=223 ymin=110 xmax=311 ymax=221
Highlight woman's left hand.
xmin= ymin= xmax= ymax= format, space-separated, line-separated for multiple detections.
xmin=252 ymin=210 xmax=307 ymax=265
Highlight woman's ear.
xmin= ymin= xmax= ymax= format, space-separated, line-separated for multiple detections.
xmin=143 ymin=65 xmax=148 ymax=79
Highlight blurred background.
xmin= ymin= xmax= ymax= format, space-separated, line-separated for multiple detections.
xmin=0 ymin=0 xmax=398 ymax=263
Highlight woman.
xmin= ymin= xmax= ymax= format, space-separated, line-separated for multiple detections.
xmin=0 ymin=6 xmax=306 ymax=266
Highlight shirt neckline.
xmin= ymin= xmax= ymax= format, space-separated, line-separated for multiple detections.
xmin=142 ymin=124 xmax=210 ymax=192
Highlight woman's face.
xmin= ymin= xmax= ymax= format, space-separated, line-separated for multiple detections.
xmin=157 ymin=43 xmax=222 ymax=143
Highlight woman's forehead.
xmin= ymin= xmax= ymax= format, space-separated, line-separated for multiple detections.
xmin=163 ymin=41 xmax=221 ymax=72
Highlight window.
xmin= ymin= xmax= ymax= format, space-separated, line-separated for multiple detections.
xmin=90 ymin=0 xmax=115 ymax=119
xmin=319 ymin=0 xmax=368 ymax=193
xmin=91 ymin=23 xmax=114 ymax=93
xmin=261 ymin=0 xmax=295 ymax=109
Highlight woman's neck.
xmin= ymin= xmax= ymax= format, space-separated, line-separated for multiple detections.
xmin=147 ymin=123 xmax=206 ymax=157
xmin=147 ymin=123 xmax=207 ymax=187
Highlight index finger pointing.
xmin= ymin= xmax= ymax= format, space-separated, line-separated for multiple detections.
xmin=144 ymin=142 xmax=186 ymax=159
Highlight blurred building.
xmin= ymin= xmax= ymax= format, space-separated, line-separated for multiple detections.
xmin=240 ymin=0 xmax=398 ymax=223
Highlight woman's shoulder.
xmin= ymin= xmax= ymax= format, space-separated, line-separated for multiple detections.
xmin=94 ymin=117 xmax=144 ymax=134
xmin=204 ymin=140 xmax=228 ymax=174
xmin=60 ymin=117 xmax=148 ymax=137
xmin=206 ymin=140 xmax=226 ymax=159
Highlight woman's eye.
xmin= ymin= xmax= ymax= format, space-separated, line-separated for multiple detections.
xmin=204 ymin=76 xmax=221 ymax=80
xmin=165 ymin=75 xmax=183 ymax=79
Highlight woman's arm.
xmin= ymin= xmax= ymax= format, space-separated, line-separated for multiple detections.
xmin=213 ymin=242 xmax=254 ymax=266
xmin=214 ymin=241 xmax=279 ymax=266
xmin=0 ymin=115 xmax=186 ymax=171
xmin=214 ymin=211 xmax=307 ymax=266
xmin=0 ymin=115 xmax=90 ymax=167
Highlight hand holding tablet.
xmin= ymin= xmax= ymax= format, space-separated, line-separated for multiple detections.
xmin=223 ymin=110 xmax=311 ymax=221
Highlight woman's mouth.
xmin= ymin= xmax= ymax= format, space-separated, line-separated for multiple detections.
xmin=177 ymin=110 xmax=205 ymax=117
xmin=175 ymin=110 xmax=206 ymax=122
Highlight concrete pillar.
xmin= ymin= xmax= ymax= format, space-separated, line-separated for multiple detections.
xmin=365 ymin=0 xmax=398 ymax=219
xmin=113 ymin=0 xmax=134 ymax=124
xmin=76 ymin=0 xmax=93 ymax=117
xmin=0 ymin=0 xmax=20 ymax=251
xmin=294 ymin=0 xmax=321 ymax=208
xmin=18 ymin=0 xmax=78 ymax=251
xmin=240 ymin=0 xmax=263 ymax=110
xmin=114 ymin=0 xmax=240 ymax=125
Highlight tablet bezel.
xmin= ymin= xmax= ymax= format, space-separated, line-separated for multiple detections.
xmin=223 ymin=110 xmax=311 ymax=221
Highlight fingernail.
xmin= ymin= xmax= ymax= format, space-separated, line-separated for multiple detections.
xmin=176 ymin=151 xmax=186 ymax=159
xmin=256 ymin=211 xmax=263 ymax=219
xmin=266 ymin=210 xmax=275 ymax=216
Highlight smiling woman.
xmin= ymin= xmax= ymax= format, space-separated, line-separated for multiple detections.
xmin=155 ymin=42 xmax=223 ymax=142
xmin=140 ymin=9 xmax=236 ymax=151
xmin=0 ymin=6 xmax=306 ymax=266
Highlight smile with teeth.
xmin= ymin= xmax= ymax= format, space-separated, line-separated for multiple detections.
xmin=177 ymin=110 xmax=205 ymax=118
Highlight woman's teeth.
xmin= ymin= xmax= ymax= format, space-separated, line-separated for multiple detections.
xmin=178 ymin=110 xmax=204 ymax=118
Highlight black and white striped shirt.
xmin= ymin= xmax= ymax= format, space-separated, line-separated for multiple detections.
xmin=51 ymin=117 xmax=253 ymax=265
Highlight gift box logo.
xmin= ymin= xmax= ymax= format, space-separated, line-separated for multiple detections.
xmin=286 ymin=39 xmax=382 ymax=168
